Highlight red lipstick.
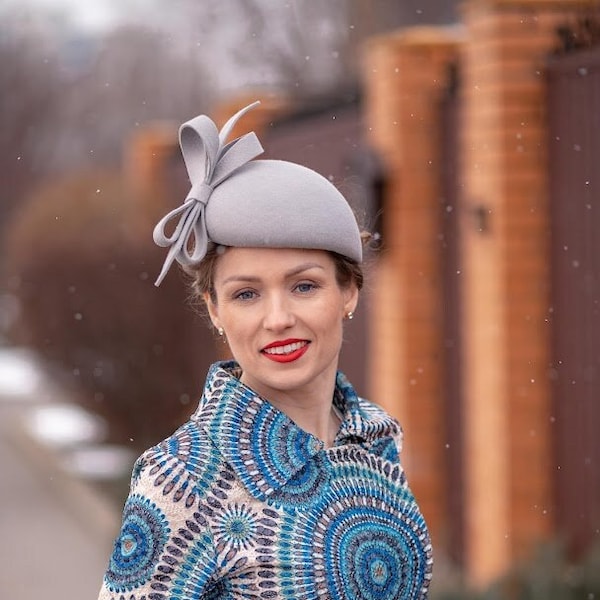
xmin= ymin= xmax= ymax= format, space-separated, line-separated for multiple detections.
xmin=261 ymin=339 xmax=310 ymax=363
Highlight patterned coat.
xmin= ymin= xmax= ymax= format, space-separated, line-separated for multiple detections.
xmin=98 ymin=361 xmax=433 ymax=599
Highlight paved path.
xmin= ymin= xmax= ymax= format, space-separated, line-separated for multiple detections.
xmin=0 ymin=349 xmax=120 ymax=600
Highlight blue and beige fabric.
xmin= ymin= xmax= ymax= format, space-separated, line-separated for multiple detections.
xmin=98 ymin=361 xmax=433 ymax=599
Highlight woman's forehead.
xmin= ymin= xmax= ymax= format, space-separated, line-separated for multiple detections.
xmin=213 ymin=247 xmax=334 ymax=282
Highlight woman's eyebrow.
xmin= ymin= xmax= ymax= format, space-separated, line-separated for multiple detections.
xmin=221 ymin=263 xmax=325 ymax=286
xmin=284 ymin=262 xmax=326 ymax=278
xmin=221 ymin=274 xmax=261 ymax=285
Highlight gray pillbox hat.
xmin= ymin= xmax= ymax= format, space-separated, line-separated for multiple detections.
xmin=153 ymin=101 xmax=362 ymax=286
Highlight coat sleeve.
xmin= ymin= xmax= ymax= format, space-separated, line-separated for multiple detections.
xmin=97 ymin=447 xmax=218 ymax=600
xmin=391 ymin=424 xmax=412 ymax=489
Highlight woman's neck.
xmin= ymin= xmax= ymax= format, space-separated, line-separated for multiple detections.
xmin=272 ymin=394 xmax=341 ymax=448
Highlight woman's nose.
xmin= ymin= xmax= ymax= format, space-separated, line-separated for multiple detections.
xmin=263 ymin=295 xmax=295 ymax=331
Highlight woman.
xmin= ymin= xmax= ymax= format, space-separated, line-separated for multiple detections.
xmin=98 ymin=102 xmax=432 ymax=599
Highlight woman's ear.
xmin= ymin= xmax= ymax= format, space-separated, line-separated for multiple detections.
xmin=343 ymin=283 xmax=359 ymax=317
xmin=203 ymin=293 xmax=220 ymax=330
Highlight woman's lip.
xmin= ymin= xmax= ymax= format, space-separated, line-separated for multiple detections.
xmin=261 ymin=342 xmax=309 ymax=363
xmin=262 ymin=338 xmax=306 ymax=350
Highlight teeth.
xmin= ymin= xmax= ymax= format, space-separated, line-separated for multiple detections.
xmin=264 ymin=341 xmax=306 ymax=355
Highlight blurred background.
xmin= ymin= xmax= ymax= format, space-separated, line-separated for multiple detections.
xmin=1 ymin=0 xmax=599 ymax=598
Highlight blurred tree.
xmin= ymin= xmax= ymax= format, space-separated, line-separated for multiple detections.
xmin=4 ymin=170 xmax=216 ymax=449
xmin=115 ymin=0 xmax=356 ymax=95
xmin=0 ymin=9 xmax=62 ymax=242
xmin=46 ymin=24 xmax=213 ymax=175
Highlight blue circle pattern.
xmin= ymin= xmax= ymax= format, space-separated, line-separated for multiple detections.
xmin=214 ymin=503 xmax=258 ymax=552
xmin=269 ymin=452 xmax=330 ymax=508
xmin=105 ymin=493 xmax=170 ymax=592
xmin=326 ymin=505 xmax=423 ymax=599
xmin=278 ymin=453 xmax=430 ymax=600
xmin=212 ymin=380 xmax=321 ymax=498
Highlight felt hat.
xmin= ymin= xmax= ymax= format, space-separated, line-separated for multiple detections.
xmin=153 ymin=101 xmax=362 ymax=286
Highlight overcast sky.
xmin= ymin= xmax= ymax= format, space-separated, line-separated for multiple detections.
xmin=22 ymin=0 xmax=122 ymax=31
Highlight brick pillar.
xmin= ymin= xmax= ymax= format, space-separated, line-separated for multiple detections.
xmin=362 ymin=28 xmax=461 ymax=554
xmin=460 ymin=0 xmax=596 ymax=586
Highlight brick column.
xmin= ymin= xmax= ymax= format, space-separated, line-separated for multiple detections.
xmin=362 ymin=28 xmax=461 ymax=553
xmin=460 ymin=0 xmax=597 ymax=586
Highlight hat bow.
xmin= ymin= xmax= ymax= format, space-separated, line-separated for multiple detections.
xmin=152 ymin=101 xmax=263 ymax=286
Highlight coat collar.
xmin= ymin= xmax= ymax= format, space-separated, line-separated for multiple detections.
xmin=193 ymin=361 xmax=401 ymax=500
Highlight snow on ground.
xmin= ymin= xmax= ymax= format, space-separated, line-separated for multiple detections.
xmin=0 ymin=345 xmax=135 ymax=479
xmin=0 ymin=347 xmax=44 ymax=399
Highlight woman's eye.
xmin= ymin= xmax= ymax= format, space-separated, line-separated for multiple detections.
xmin=234 ymin=290 xmax=256 ymax=301
xmin=295 ymin=282 xmax=317 ymax=293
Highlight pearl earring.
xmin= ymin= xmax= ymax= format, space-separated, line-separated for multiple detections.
xmin=217 ymin=327 xmax=224 ymax=336
xmin=346 ymin=311 xmax=354 ymax=320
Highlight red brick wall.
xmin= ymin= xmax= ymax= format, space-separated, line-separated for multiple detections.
xmin=460 ymin=0 xmax=596 ymax=585
xmin=362 ymin=27 xmax=461 ymax=555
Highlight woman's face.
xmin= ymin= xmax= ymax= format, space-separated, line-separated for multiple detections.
xmin=205 ymin=247 xmax=358 ymax=402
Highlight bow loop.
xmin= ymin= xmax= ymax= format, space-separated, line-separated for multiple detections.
xmin=153 ymin=200 xmax=193 ymax=247
xmin=179 ymin=115 xmax=220 ymax=184
xmin=212 ymin=132 xmax=263 ymax=186
xmin=153 ymin=101 xmax=264 ymax=286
